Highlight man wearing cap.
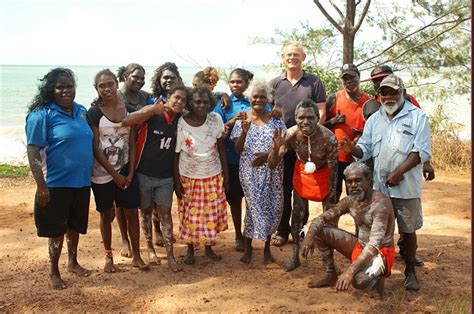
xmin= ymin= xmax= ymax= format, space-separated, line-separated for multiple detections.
xmin=341 ymin=74 xmax=432 ymax=291
xmin=370 ymin=65 xmax=435 ymax=267
xmin=269 ymin=42 xmax=327 ymax=247
xmin=324 ymin=63 xmax=370 ymax=202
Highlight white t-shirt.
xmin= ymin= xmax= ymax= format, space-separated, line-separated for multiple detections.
xmin=175 ymin=112 xmax=225 ymax=179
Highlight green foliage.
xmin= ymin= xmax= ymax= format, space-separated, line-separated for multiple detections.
xmin=302 ymin=64 xmax=340 ymax=95
xmin=0 ymin=164 xmax=30 ymax=178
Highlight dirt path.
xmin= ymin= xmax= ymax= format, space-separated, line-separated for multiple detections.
xmin=0 ymin=171 xmax=471 ymax=312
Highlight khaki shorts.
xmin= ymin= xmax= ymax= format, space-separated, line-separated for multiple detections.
xmin=391 ymin=198 xmax=422 ymax=233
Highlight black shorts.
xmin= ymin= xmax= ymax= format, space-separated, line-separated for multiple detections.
xmin=91 ymin=164 xmax=140 ymax=212
xmin=225 ymin=164 xmax=244 ymax=205
xmin=34 ymin=187 xmax=90 ymax=238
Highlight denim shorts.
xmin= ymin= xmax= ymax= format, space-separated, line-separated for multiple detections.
xmin=137 ymin=173 xmax=174 ymax=209
xmin=391 ymin=198 xmax=422 ymax=233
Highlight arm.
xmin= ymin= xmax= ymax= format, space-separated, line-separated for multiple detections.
xmin=91 ymin=125 xmax=126 ymax=188
xmin=217 ymin=137 xmax=229 ymax=193
xmin=125 ymin=126 xmax=137 ymax=187
xmin=385 ymin=152 xmax=421 ymax=187
xmin=121 ymin=102 xmax=164 ymax=127
xmin=302 ymin=199 xmax=350 ymax=259
xmin=267 ymin=127 xmax=287 ymax=169
xmin=316 ymin=101 xmax=326 ymax=125
xmin=234 ymin=120 xmax=250 ymax=154
xmin=26 ymin=145 xmax=49 ymax=206
xmin=173 ymin=152 xmax=184 ymax=199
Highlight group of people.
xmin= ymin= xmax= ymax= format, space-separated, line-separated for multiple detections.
xmin=25 ymin=42 xmax=433 ymax=297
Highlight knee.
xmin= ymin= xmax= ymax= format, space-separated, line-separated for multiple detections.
xmin=101 ymin=209 xmax=115 ymax=223
xmin=352 ymin=272 xmax=374 ymax=290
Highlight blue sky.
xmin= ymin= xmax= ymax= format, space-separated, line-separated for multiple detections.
xmin=0 ymin=0 xmax=337 ymax=66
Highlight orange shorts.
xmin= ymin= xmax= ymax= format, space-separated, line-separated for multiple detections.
xmin=351 ymin=242 xmax=395 ymax=277
xmin=292 ymin=160 xmax=330 ymax=202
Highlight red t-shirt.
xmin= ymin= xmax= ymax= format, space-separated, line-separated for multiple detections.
xmin=330 ymin=90 xmax=370 ymax=162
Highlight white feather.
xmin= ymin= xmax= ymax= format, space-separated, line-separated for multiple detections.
xmin=365 ymin=254 xmax=385 ymax=277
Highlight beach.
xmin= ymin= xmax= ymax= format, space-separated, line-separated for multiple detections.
xmin=0 ymin=170 xmax=470 ymax=312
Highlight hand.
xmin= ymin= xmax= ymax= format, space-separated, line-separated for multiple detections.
xmin=385 ymin=170 xmax=404 ymax=187
xmin=152 ymin=101 xmax=165 ymax=115
xmin=124 ymin=174 xmax=133 ymax=189
xmin=423 ymin=162 xmax=435 ymax=181
xmin=113 ymin=173 xmax=127 ymax=189
xmin=221 ymin=124 xmax=230 ymax=139
xmin=174 ymin=181 xmax=185 ymax=199
xmin=336 ymin=270 xmax=353 ymax=291
xmin=223 ymin=177 xmax=230 ymax=194
xmin=270 ymin=107 xmax=282 ymax=119
xmin=220 ymin=93 xmax=231 ymax=111
xmin=36 ymin=184 xmax=50 ymax=207
xmin=271 ymin=128 xmax=285 ymax=150
xmin=301 ymin=238 xmax=315 ymax=259
xmin=235 ymin=111 xmax=247 ymax=121
xmin=334 ymin=111 xmax=345 ymax=124
xmin=252 ymin=152 xmax=269 ymax=167
xmin=241 ymin=120 xmax=251 ymax=134
xmin=339 ymin=137 xmax=355 ymax=153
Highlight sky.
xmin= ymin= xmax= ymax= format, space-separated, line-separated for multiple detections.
xmin=0 ymin=0 xmax=337 ymax=67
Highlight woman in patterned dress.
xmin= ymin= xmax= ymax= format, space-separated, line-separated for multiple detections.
xmin=230 ymin=81 xmax=286 ymax=264
xmin=174 ymin=86 xmax=229 ymax=265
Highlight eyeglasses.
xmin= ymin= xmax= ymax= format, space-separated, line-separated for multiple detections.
xmin=379 ymin=88 xmax=400 ymax=96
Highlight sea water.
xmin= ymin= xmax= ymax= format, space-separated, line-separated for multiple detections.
xmin=0 ymin=65 xmax=281 ymax=165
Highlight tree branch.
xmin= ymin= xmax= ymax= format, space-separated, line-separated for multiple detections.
xmin=328 ymin=0 xmax=345 ymax=21
xmin=353 ymin=0 xmax=371 ymax=34
xmin=359 ymin=17 xmax=470 ymax=70
xmin=313 ymin=0 xmax=344 ymax=33
xmin=358 ymin=14 xmax=470 ymax=67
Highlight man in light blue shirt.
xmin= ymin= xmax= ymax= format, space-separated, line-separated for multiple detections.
xmin=341 ymin=74 xmax=432 ymax=292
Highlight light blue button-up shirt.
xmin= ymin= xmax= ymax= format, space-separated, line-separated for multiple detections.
xmin=356 ymin=101 xmax=432 ymax=199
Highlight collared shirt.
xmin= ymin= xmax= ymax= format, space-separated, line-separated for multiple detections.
xmin=25 ymin=102 xmax=93 ymax=188
xmin=355 ymin=101 xmax=432 ymax=199
xmin=214 ymin=94 xmax=271 ymax=165
xmin=270 ymin=71 xmax=326 ymax=128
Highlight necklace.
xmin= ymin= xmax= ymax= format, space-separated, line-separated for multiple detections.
xmin=304 ymin=134 xmax=316 ymax=173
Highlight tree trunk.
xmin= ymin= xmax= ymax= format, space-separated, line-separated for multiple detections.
xmin=342 ymin=31 xmax=355 ymax=64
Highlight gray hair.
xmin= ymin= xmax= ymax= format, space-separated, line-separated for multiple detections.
xmin=343 ymin=162 xmax=372 ymax=179
xmin=246 ymin=80 xmax=273 ymax=103
xmin=282 ymin=42 xmax=306 ymax=55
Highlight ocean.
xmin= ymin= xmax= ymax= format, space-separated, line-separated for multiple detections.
xmin=0 ymin=65 xmax=281 ymax=165
xmin=0 ymin=65 xmax=470 ymax=165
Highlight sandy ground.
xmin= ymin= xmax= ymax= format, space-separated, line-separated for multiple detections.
xmin=0 ymin=170 xmax=471 ymax=312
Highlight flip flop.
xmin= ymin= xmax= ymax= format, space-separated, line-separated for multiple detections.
xmin=271 ymin=235 xmax=288 ymax=247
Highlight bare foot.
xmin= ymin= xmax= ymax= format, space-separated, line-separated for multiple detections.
xmin=148 ymin=249 xmax=161 ymax=265
xmin=132 ymin=257 xmax=150 ymax=271
xmin=104 ymin=254 xmax=117 ymax=273
xmin=205 ymin=246 xmax=222 ymax=261
xmin=373 ymin=277 xmax=385 ymax=299
xmin=263 ymin=251 xmax=276 ymax=264
xmin=168 ymin=258 xmax=183 ymax=272
xmin=235 ymin=238 xmax=244 ymax=252
xmin=283 ymin=258 xmax=301 ymax=271
xmin=271 ymin=235 xmax=288 ymax=247
xmin=50 ymin=274 xmax=66 ymax=290
xmin=120 ymin=241 xmax=132 ymax=258
xmin=240 ymin=250 xmax=252 ymax=264
xmin=67 ymin=263 xmax=92 ymax=277
xmin=308 ymin=272 xmax=338 ymax=288
xmin=183 ymin=252 xmax=195 ymax=265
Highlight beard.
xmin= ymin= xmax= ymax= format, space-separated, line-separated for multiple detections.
xmin=382 ymin=98 xmax=403 ymax=115
xmin=348 ymin=190 xmax=365 ymax=202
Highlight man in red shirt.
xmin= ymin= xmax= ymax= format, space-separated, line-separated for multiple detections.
xmin=324 ymin=63 xmax=370 ymax=201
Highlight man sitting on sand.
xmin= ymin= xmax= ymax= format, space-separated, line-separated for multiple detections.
xmin=301 ymin=162 xmax=395 ymax=297
xmin=268 ymin=99 xmax=338 ymax=271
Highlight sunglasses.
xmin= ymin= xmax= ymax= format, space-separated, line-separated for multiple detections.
xmin=379 ymin=88 xmax=400 ymax=96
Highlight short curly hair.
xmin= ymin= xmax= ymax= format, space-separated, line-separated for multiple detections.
xmin=150 ymin=62 xmax=182 ymax=97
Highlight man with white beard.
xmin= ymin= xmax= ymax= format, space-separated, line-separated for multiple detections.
xmin=340 ymin=74 xmax=432 ymax=291
xmin=301 ymin=162 xmax=395 ymax=297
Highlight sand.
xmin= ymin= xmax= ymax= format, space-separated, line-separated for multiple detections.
xmin=0 ymin=170 xmax=471 ymax=312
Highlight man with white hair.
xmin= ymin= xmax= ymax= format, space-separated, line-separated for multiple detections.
xmin=340 ymin=74 xmax=432 ymax=291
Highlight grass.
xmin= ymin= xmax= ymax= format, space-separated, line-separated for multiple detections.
xmin=437 ymin=295 xmax=471 ymax=314
xmin=0 ymin=163 xmax=30 ymax=178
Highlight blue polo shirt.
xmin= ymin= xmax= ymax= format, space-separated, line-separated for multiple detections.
xmin=25 ymin=102 xmax=93 ymax=188
xmin=214 ymin=94 xmax=271 ymax=165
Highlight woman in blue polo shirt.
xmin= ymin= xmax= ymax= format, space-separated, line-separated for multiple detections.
xmin=25 ymin=68 xmax=93 ymax=290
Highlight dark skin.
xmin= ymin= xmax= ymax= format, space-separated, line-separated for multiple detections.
xmin=173 ymin=92 xmax=229 ymax=265
xmin=268 ymin=106 xmax=338 ymax=271
xmin=122 ymin=89 xmax=187 ymax=271
xmin=26 ymin=75 xmax=91 ymax=290
xmin=302 ymin=167 xmax=395 ymax=296
xmin=91 ymin=74 xmax=149 ymax=272
xmin=234 ymin=87 xmax=277 ymax=265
